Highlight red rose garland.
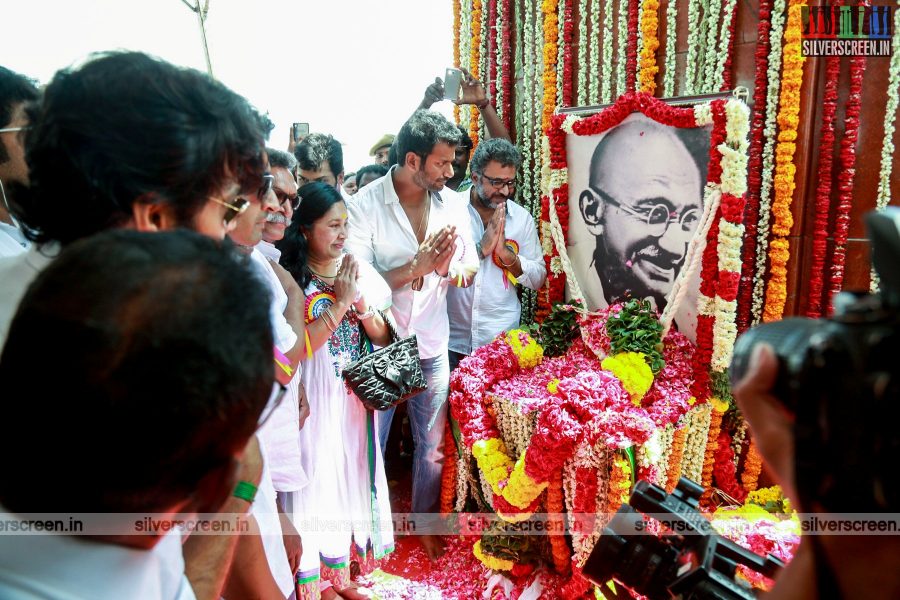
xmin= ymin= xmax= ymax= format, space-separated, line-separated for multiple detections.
xmin=805 ymin=56 xmax=841 ymax=318
xmin=827 ymin=54 xmax=866 ymax=311
xmin=721 ymin=0 xmax=737 ymax=91
xmin=713 ymin=430 xmax=747 ymax=502
xmin=736 ymin=0 xmax=773 ymax=333
xmin=500 ymin=0 xmax=513 ymax=132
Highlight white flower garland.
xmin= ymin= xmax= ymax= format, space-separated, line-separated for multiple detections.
xmin=478 ymin=2 xmax=489 ymax=142
xmin=522 ymin=0 xmax=535 ymax=214
xmin=681 ymin=403 xmax=712 ymax=483
xmin=533 ymin=2 xmax=546 ymax=217
xmin=714 ymin=0 xmax=739 ymax=91
xmin=663 ymin=0 xmax=678 ymax=97
xmin=703 ymin=0 xmax=723 ymax=92
xmin=589 ymin=0 xmax=601 ymax=104
xmin=617 ymin=0 xmax=629 ymax=97
xmin=872 ymin=6 xmax=900 ymax=292
xmin=875 ymin=5 xmax=900 ymax=211
xmin=750 ymin=0 xmax=787 ymax=325
xmin=460 ymin=0 xmax=473 ymax=131
xmin=496 ymin=0 xmax=505 ymax=124
xmin=731 ymin=420 xmax=747 ymax=468
xmin=601 ymin=0 xmax=615 ymax=102
xmin=578 ymin=0 xmax=589 ymax=105
xmin=684 ymin=0 xmax=702 ymax=95
xmin=556 ymin=0 xmax=567 ymax=107
xmin=564 ymin=441 xmax=610 ymax=565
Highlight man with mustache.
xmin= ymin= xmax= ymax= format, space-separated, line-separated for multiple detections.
xmin=578 ymin=117 xmax=705 ymax=312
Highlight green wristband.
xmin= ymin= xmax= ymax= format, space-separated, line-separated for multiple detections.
xmin=233 ymin=480 xmax=258 ymax=503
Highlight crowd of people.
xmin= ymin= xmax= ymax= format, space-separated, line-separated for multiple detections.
xmin=3 ymin=49 xmax=897 ymax=600
xmin=0 ymin=54 xmax=545 ymax=600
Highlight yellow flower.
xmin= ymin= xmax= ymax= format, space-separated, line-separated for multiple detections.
xmin=505 ymin=456 xmax=548 ymax=508
xmin=472 ymin=438 xmax=514 ymax=495
xmin=547 ymin=378 xmax=561 ymax=394
xmin=473 ymin=540 xmax=515 ymax=571
xmin=505 ymin=329 xmax=544 ymax=369
xmin=602 ymin=352 xmax=654 ymax=405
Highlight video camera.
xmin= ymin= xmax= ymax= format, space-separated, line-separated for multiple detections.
xmin=583 ymin=478 xmax=784 ymax=599
xmin=730 ymin=208 xmax=900 ymax=513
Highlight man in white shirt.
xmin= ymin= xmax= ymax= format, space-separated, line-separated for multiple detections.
xmin=446 ymin=139 xmax=547 ymax=370
xmin=347 ymin=109 xmax=478 ymax=560
xmin=0 ymin=66 xmax=38 ymax=258
xmin=0 ymin=229 xmax=274 ymax=600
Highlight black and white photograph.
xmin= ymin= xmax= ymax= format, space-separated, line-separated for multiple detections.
xmin=565 ymin=112 xmax=712 ymax=340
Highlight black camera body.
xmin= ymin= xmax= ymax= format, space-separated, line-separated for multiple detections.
xmin=583 ymin=478 xmax=784 ymax=599
xmin=730 ymin=209 xmax=900 ymax=513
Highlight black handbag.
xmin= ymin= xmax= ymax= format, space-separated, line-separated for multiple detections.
xmin=341 ymin=312 xmax=427 ymax=411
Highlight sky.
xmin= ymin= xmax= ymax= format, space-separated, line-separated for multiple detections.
xmin=1 ymin=0 xmax=455 ymax=173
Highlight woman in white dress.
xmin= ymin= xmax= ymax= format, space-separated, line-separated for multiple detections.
xmin=278 ymin=182 xmax=394 ymax=600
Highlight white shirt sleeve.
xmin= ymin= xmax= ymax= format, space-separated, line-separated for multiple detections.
xmin=347 ymin=197 xmax=376 ymax=267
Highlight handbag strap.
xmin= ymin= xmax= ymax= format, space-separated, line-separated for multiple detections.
xmin=357 ymin=309 xmax=400 ymax=358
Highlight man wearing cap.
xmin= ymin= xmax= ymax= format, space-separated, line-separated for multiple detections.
xmin=369 ymin=134 xmax=394 ymax=167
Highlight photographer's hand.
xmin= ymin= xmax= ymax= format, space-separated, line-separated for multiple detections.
xmin=732 ymin=343 xmax=797 ymax=503
xmin=419 ymin=78 xmax=444 ymax=110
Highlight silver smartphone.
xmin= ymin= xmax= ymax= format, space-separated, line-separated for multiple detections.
xmin=443 ymin=68 xmax=463 ymax=101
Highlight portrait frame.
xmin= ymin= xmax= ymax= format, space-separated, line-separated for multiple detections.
xmin=538 ymin=92 xmax=751 ymax=397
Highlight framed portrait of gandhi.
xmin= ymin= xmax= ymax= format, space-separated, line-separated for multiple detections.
xmin=566 ymin=112 xmax=711 ymax=338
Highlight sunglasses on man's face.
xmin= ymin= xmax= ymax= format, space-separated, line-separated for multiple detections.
xmin=210 ymin=197 xmax=251 ymax=226
xmin=274 ymin=188 xmax=301 ymax=210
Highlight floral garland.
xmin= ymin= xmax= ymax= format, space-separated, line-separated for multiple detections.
xmin=588 ymin=0 xmax=600 ymax=103
xmin=469 ymin=0 xmax=483 ymax=149
xmin=639 ymin=0 xmax=660 ymax=95
xmin=876 ymin=7 xmax=900 ymax=212
xmin=625 ymin=0 xmax=640 ymax=93
xmin=700 ymin=399 xmax=728 ymax=503
xmin=736 ymin=0 xmax=773 ymax=332
xmin=805 ymin=56 xmax=840 ymax=319
xmin=542 ymin=0 xmax=559 ymax=135
xmin=742 ymin=438 xmax=763 ymax=493
xmin=555 ymin=0 xmax=566 ymax=107
xmin=713 ymin=430 xmax=748 ymax=502
xmin=750 ymin=0 xmax=787 ymax=325
xmin=487 ymin=0 xmax=497 ymax=125
xmin=662 ymin=0 xmax=677 ymax=97
xmin=577 ymin=0 xmax=589 ymax=106
xmin=684 ymin=0 xmax=702 ymax=95
xmin=827 ymin=53 xmax=867 ymax=309
xmin=563 ymin=441 xmax=603 ymax=566
xmin=616 ymin=0 xmax=629 ymax=97
xmin=701 ymin=0 xmax=722 ymax=92
xmin=460 ymin=0 xmax=473 ymax=133
xmin=681 ymin=402 xmax=713 ymax=482
xmin=666 ymin=425 xmax=687 ymax=491
xmin=547 ymin=471 xmax=571 ymax=574
xmin=715 ymin=0 xmax=739 ymax=91
xmin=762 ymin=0 xmax=806 ymax=323
xmin=561 ymin=0 xmax=574 ymax=107
xmin=521 ymin=0 xmax=535 ymax=216
xmin=601 ymin=0 xmax=615 ymax=102
xmin=453 ymin=0 xmax=461 ymax=124
xmin=440 ymin=421 xmax=458 ymax=514
xmin=532 ymin=0 xmax=546 ymax=218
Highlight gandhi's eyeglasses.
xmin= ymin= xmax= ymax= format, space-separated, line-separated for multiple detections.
xmin=591 ymin=186 xmax=700 ymax=238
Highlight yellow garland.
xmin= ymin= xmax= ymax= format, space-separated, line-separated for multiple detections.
xmin=472 ymin=437 xmax=547 ymax=511
xmin=700 ymin=398 xmax=728 ymax=499
xmin=473 ymin=540 xmax=516 ymax=571
xmin=639 ymin=0 xmax=660 ymax=95
xmin=469 ymin=0 xmax=483 ymax=149
xmin=505 ymin=329 xmax=545 ymax=369
xmin=762 ymin=0 xmax=806 ymax=322
xmin=542 ymin=0 xmax=559 ymax=134
xmin=453 ymin=0 xmax=461 ymax=124
xmin=601 ymin=352 xmax=654 ymax=405
xmin=606 ymin=454 xmax=633 ymax=515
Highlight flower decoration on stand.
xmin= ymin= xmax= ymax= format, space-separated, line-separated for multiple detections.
xmin=639 ymin=0 xmax=660 ymax=94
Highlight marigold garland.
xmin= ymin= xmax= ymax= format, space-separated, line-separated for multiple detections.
xmin=827 ymin=53 xmax=867 ymax=310
xmin=742 ymin=438 xmax=763 ymax=493
xmin=639 ymin=0 xmax=660 ymax=94
xmin=762 ymin=0 xmax=807 ymax=323
xmin=700 ymin=399 xmax=728 ymax=504
xmin=547 ymin=471 xmax=571 ymax=574
xmin=469 ymin=0 xmax=483 ymax=149
xmin=473 ymin=540 xmax=515 ymax=571
xmin=440 ymin=420 xmax=458 ymax=514
xmin=805 ymin=56 xmax=840 ymax=319
xmin=666 ymin=426 xmax=687 ymax=492
xmin=542 ymin=0 xmax=559 ymax=134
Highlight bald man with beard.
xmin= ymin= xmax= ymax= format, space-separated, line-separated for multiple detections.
xmin=578 ymin=117 xmax=706 ymax=312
